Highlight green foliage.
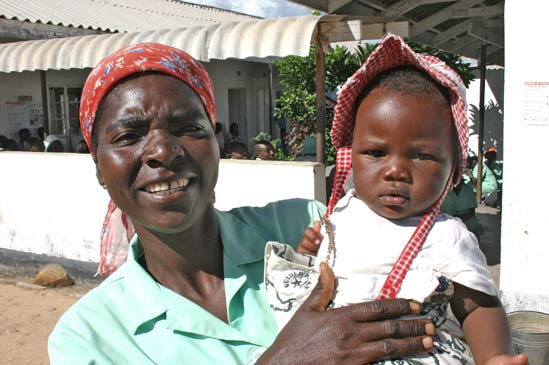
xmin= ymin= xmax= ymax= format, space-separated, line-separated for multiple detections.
xmin=406 ymin=40 xmax=475 ymax=87
xmin=274 ymin=40 xmax=475 ymax=163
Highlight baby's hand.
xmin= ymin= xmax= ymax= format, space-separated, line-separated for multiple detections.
xmin=296 ymin=220 xmax=323 ymax=256
xmin=485 ymin=353 xmax=528 ymax=365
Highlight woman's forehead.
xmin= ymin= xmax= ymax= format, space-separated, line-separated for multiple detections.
xmin=97 ymin=74 xmax=209 ymax=128
xmin=102 ymin=74 xmax=202 ymax=110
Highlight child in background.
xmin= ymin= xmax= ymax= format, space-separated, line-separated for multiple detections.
xmin=265 ymin=35 xmax=527 ymax=365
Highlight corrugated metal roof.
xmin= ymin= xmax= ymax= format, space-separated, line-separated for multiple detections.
xmin=0 ymin=15 xmax=323 ymax=72
xmin=0 ymin=0 xmax=257 ymax=33
xmin=289 ymin=0 xmax=504 ymax=65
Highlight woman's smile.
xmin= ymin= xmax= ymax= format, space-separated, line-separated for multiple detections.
xmin=139 ymin=177 xmax=197 ymax=203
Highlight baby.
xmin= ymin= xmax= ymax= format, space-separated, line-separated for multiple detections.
xmin=265 ymin=35 xmax=527 ymax=365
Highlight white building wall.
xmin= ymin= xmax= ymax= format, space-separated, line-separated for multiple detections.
xmin=500 ymin=0 xmax=549 ymax=312
xmin=0 ymin=152 xmax=325 ymax=264
xmin=0 ymin=60 xmax=272 ymax=149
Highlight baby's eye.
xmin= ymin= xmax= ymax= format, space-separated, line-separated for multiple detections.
xmin=414 ymin=153 xmax=436 ymax=161
xmin=364 ymin=150 xmax=386 ymax=158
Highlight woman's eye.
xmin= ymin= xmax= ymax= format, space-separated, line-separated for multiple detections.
xmin=113 ymin=132 xmax=141 ymax=144
xmin=173 ymin=125 xmax=206 ymax=137
xmin=365 ymin=150 xmax=386 ymax=158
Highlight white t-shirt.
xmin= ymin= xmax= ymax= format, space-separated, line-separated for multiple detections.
xmin=316 ymin=190 xmax=496 ymax=306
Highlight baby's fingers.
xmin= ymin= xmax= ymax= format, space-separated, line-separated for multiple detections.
xmin=486 ymin=353 xmax=528 ymax=365
xmin=297 ymin=226 xmax=323 ymax=255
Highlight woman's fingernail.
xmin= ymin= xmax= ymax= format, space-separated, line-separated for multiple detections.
xmin=315 ymin=239 xmax=320 ymax=245
xmin=422 ymin=336 xmax=433 ymax=351
xmin=409 ymin=300 xmax=421 ymax=312
xmin=425 ymin=323 xmax=435 ymax=335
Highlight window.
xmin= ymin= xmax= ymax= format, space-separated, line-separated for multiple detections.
xmin=48 ymin=86 xmax=82 ymax=136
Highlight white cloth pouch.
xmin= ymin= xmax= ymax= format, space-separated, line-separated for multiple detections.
xmin=264 ymin=241 xmax=320 ymax=331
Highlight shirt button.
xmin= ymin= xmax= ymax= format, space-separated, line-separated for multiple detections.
xmin=248 ymin=348 xmax=265 ymax=364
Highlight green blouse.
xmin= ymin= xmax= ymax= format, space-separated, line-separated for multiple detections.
xmin=48 ymin=199 xmax=326 ymax=365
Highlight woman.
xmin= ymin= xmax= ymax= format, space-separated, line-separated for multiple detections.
xmin=48 ymin=43 xmax=434 ymax=364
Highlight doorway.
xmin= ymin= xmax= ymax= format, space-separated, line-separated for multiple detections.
xmin=228 ymin=88 xmax=247 ymax=143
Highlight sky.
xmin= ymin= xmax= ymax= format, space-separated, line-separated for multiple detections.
xmin=183 ymin=0 xmax=314 ymax=18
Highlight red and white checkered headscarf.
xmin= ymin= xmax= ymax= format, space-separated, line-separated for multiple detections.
xmin=327 ymin=34 xmax=468 ymax=299
xmin=79 ymin=43 xmax=216 ymax=276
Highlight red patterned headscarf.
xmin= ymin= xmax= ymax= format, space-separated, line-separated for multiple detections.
xmin=79 ymin=43 xmax=217 ymax=275
xmin=80 ymin=42 xmax=216 ymax=152
xmin=327 ymin=34 xmax=468 ymax=299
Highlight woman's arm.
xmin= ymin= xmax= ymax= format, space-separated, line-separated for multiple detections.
xmin=452 ymin=283 xmax=528 ymax=365
xmin=258 ymin=263 xmax=435 ymax=365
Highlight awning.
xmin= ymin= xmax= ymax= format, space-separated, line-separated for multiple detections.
xmin=0 ymin=15 xmax=323 ymax=72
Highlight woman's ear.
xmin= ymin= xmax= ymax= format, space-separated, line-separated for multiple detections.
xmin=95 ymin=164 xmax=106 ymax=189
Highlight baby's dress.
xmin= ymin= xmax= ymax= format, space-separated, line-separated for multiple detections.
xmin=265 ymin=191 xmax=497 ymax=365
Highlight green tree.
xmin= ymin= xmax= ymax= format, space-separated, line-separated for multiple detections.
xmin=274 ymin=41 xmax=475 ymax=164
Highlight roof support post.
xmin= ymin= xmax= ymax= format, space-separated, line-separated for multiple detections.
xmin=476 ymin=41 xmax=486 ymax=203
xmin=40 ymin=71 xmax=49 ymax=134
xmin=268 ymin=64 xmax=274 ymax=137
xmin=315 ymin=35 xmax=328 ymax=163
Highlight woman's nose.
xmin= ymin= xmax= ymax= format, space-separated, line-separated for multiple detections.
xmin=142 ymin=129 xmax=183 ymax=168
xmin=383 ymin=157 xmax=411 ymax=182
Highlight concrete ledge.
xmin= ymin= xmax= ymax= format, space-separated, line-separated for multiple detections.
xmin=501 ymin=290 xmax=549 ymax=314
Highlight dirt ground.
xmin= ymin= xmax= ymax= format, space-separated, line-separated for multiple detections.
xmin=0 ymin=274 xmax=98 ymax=365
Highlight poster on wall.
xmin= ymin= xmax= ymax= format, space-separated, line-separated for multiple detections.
xmin=522 ymin=81 xmax=549 ymax=126
xmin=5 ymin=101 xmax=44 ymax=140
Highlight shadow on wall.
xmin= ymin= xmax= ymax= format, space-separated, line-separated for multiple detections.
xmin=468 ymin=101 xmax=503 ymax=156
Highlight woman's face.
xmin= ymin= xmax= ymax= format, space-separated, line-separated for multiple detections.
xmin=94 ymin=73 xmax=219 ymax=233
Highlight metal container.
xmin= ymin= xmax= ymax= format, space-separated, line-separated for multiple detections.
xmin=507 ymin=311 xmax=549 ymax=364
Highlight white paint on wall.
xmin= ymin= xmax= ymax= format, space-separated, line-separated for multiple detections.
xmin=0 ymin=153 xmax=325 ymax=264
xmin=500 ymin=0 xmax=549 ymax=312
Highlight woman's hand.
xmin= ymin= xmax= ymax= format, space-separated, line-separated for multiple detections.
xmin=296 ymin=220 xmax=323 ymax=255
xmin=258 ymin=263 xmax=435 ymax=365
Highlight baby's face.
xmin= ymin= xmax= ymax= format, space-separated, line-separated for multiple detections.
xmin=351 ymin=87 xmax=456 ymax=219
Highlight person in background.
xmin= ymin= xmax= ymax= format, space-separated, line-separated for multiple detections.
xmin=48 ymin=43 xmax=434 ymax=365
xmin=0 ymin=135 xmax=7 ymax=150
xmin=46 ymin=140 xmax=64 ymax=152
xmin=37 ymin=126 xmax=47 ymax=144
xmin=2 ymin=138 xmax=18 ymax=151
xmin=295 ymin=136 xmax=316 ymax=162
xmin=483 ymin=147 xmax=503 ymax=207
xmin=214 ymin=122 xmax=226 ymax=157
xmin=227 ymin=122 xmax=241 ymax=144
xmin=45 ymin=137 xmax=64 ymax=152
xmin=18 ymin=128 xmax=31 ymax=151
xmin=253 ymin=140 xmax=275 ymax=160
xmin=463 ymin=152 xmax=498 ymax=206
xmin=75 ymin=140 xmax=90 ymax=153
xmin=484 ymin=147 xmax=502 ymax=187
xmin=228 ymin=142 xmax=250 ymax=159
xmin=28 ymin=137 xmax=45 ymax=152
xmin=440 ymin=178 xmax=480 ymax=238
